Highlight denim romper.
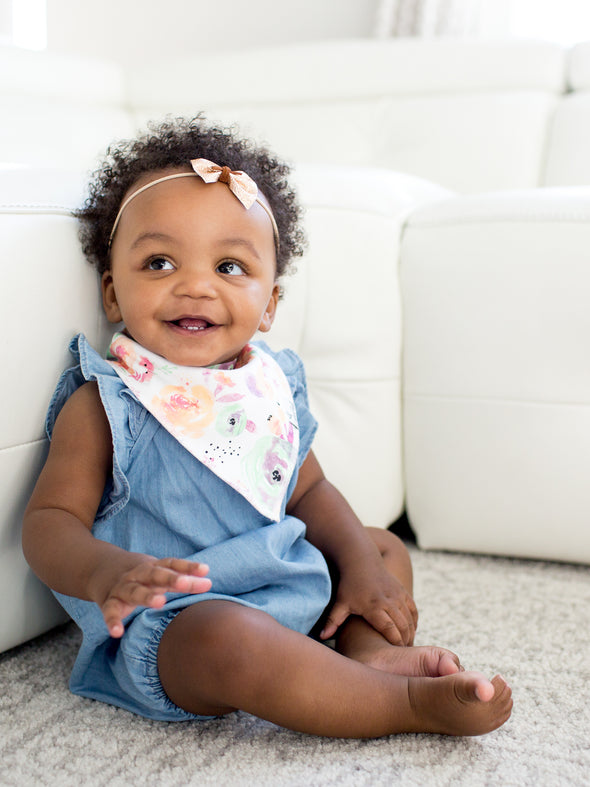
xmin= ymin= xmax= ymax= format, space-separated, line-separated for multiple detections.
xmin=46 ymin=334 xmax=332 ymax=721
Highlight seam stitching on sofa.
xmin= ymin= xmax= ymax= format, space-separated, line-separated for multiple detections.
xmin=0 ymin=205 xmax=73 ymax=213
xmin=408 ymin=213 xmax=590 ymax=228
xmin=405 ymin=392 xmax=590 ymax=407
xmin=0 ymin=438 xmax=47 ymax=452
xmin=308 ymin=377 xmax=400 ymax=385
xmin=306 ymin=204 xmax=410 ymax=220
xmin=177 ymin=85 xmax=562 ymax=109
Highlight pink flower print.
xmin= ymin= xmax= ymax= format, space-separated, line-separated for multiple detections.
xmin=133 ymin=356 xmax=154 ymax=382
xmin=110 ymin=339 xmax=127 ymax=359
xmin=280 ymin=421 xmax=295 ymax=445
xmin=110 ymin=340 xmax=153 ymax=382
xmin=110 ymin=340 xmax=134 ymax=372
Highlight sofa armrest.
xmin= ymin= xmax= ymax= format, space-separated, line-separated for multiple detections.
xmin=0 ymin=168 xmax=108 ymax=652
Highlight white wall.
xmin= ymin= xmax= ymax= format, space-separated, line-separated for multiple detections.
xmin=46 ymin=0 xmax=379 ymax=65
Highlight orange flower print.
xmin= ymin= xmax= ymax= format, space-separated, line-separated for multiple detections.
xmin=214 ymin=371 xmax=235 ymax=388
xmin=151 ymin=384 xmax=215 ymax=438
xmin=267 ymin=406 xmax=290 ymax=440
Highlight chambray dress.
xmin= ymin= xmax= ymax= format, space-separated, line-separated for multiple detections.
xmin=47 ymin=334 xmax=332 ymax=721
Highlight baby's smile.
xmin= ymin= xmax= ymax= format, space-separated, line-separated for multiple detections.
xmin=168 ymin=317 xmax=217 ymax=331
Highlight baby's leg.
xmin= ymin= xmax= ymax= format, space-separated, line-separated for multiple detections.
xmin=157 ymin=599 xmax=512 ymax=738
xmin=335 ymin=529 xmax=462 ymax=677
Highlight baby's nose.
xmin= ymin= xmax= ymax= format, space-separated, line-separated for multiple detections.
xmin=174 ymin=269 xmax=217 ymax=298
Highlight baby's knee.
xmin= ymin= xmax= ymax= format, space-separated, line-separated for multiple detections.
xmin=365 ymin=527 xmax=413 ymax=590
xmin=158 ymin=600 xmax=277 ymax=714
xmin=366 ymin=526 xmax=409 ymax=559
xmin=162 ymin=599 xmax=281 ymax=674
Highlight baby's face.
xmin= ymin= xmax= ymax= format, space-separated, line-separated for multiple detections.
xmin=102 ymin=171 xmax=279 ymax=367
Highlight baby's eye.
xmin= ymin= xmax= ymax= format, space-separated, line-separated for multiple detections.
xmin=217 ymin=261 xmax=245 ymax=276
xmin=147 ymin=257 xmax=174 ymax=271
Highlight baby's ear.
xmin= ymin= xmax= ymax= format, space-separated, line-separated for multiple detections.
xmin=258 ymin=284 xmax=280 ymax=333
xmin=101 ymin=271 xmax=123 ymax=324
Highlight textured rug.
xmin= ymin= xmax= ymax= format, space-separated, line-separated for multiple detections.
xmin=1 ymin=545 xmax=589 ymax=787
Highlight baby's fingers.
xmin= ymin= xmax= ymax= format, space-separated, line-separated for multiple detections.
xmin=101 ymin=578 xmax=168 ymax=638
xmin=365 ymin=606 xmax=414 ymax=646
xmin=102 ymin=596 xmax=138 ymax=639
xmin=320 ymin=600 xmax=352 ymax=640
xmin=407 ymin=594 xmax=419 ymax=630
xmin=101 ymin=559 xmax=212 ymax=638
xmin=135 ymin=560 xmax=212 ymax=595
xmin=155 ymin=557 xmax=210 ymax=579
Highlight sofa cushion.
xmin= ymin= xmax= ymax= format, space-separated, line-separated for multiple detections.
xmin=401 ymin=187 xmax=590 ymax=563
xmin=265 ymin=165 xmax=450 ymax=528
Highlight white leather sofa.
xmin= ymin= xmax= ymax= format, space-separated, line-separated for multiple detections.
xmin=2 ymin=38 xmax=590 ymax=653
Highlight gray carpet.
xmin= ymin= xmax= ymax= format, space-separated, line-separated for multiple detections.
xmin=1 ymin=546 xmax=589 ymax=787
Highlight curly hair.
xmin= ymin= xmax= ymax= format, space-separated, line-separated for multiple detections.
xmin=76 ymin=116 xmax=306 ymax=277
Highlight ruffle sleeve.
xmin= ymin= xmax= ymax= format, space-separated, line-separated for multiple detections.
xmin=45 ymin=333 xmax=151 ymax=523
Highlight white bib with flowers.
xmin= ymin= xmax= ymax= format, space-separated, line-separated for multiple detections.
xmin=107 ymin=332 xmax=299 ymax=522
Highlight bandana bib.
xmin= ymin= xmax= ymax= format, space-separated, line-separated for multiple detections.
xmin=107 ymin=333 xmax=299 ymax=522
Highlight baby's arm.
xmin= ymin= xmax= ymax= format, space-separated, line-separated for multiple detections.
xmin=287 ymin=451 xmax=417 ymax=645
xmin=22 ymin=382 xmax=211 ymax=638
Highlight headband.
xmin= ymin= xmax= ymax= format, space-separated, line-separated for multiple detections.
xmin=108 ymin=158 xmax=280 ymax=250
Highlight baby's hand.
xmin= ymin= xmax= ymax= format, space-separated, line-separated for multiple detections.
xmin=98 ymin=557 xmax=212 ymax=638
xmin=320 ymin=560 xmax=418 ymax=646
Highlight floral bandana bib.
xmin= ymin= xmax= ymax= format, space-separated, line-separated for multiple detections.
xmin=107 ymin=332 xmax=300 ymax=522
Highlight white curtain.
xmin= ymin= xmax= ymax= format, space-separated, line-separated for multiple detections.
xmin=374 ymin=0 xmax=500 ymax=38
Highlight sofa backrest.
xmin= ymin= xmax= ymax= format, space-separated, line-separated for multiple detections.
xmin=0 ymin=38 xmax=580 ymax=193
xmin=0 ymin=47 xmax=133 ymax=173
xmin=127 ymin=39 xmax=567 ymax=192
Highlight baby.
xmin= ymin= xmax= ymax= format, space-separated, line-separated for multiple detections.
xmin=23 ymin=117 xmax=512 ymax=738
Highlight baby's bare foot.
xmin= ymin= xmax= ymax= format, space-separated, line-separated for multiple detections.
xmin=406 ymin=673 xmax=513 ymax=736
xmin=344 ymin=637 xmax=463 ymax=678
xmin=371 ymin=645 xmax=462 ymax=677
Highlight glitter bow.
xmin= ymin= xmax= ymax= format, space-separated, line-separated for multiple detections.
xmin=190 ymin=158 xmax=258 ymax=209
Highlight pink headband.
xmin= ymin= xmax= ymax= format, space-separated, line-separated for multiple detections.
xmin=108 ymin=158 xmax=280 ymax=249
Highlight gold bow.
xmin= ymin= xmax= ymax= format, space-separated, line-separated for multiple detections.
xmin=190 ymin=158 xmax=258 ymax=209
